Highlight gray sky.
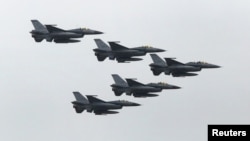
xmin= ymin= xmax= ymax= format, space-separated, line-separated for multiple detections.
xmin=0 ymin=0 xmax=250 ymax=141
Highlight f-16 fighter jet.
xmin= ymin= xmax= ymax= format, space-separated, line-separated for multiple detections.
xmin=110 ymin=74 xmax=180 ymax=97
xmin=30 ymin=20 xmax=103 ymax=43
xmin=149 ymin=54 xmax=220 ymax=77
xmin=71 ymin=92 xmax=140 ymax=115
xmin=93 ymin=39 xmax=165 ymax=62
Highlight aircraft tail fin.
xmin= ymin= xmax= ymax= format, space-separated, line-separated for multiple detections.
xmin=31 ymin=20 xmax=49 ymax=34
xmin=94 ymin=39 xmax=111 ymax=51
xmin=111 ymin=74 xmax=128 ymax=87
xmin=72 ymin=92 xmax=89 ymax=104
xmin=150 ymin=54 xmax=167 ymax=66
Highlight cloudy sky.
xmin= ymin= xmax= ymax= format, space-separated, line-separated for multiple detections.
xmin=0 ymin=0 xmax=250 ymax=141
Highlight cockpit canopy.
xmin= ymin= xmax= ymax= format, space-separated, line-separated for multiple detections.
xmin=196 ymin=61 xmax=209 ymax=64
xmin=189 ymin=61 xmax=208 ymax=64
xmin=142 ymin=45 xmax=153 ymax=48
xmin=158 ymin=82 xmax=168 ymax=85
xmin=80 ymin=27 xmax=90 ymax=30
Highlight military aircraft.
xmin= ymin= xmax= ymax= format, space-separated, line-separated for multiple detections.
xmin=149 ymin=54 xmax=220 ymax=77
xmin=30 ymin=20 xmax=103 ymax=43
xmin=111 ymin=74 xmax=180 ymax=97
xmin=93 ymin=39 xmax=165 ymax=62
xmin=71 ymin=92 xmax=140 ymax=115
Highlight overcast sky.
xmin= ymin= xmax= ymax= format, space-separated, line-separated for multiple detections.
xmin=0 ymin=0 xmax=250 ymax=141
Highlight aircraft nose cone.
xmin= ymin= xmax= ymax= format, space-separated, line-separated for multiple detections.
xmin=145 ymin=48 xmax=166 ymax=53
xmin=206 ymin=64 xmax=221 ymax=68
xmin=213 ymin=65 xmax=221 ymax=68
xmin=94 ymin=31 xmax=104 ymax=34
xmin=172 ymin=86 xmax=181 ymax=89
xmin=155 ymin=48 xmax=166 ymax=52
xmin=132 ymin=103 xmax=141 ymax=106
xmin=88 ymin=30 xmax=103 ymax=34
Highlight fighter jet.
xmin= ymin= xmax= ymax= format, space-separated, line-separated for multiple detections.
xmin=93 ymin=39 xmax=165 ymax=62
xmin=30 ymin=20 xmax=103 ymax=43
xmin=110 ymin=74 xmax=180 ymax=98
xmin=71 ymin=92 xmax=140 ymax=115
xmin=149 ymin=54 xmax=220 ymax=77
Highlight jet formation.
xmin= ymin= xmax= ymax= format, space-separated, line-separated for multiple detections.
xmin=30 ymin=20 xmax=103 ymax=43
xmin=93 ymin=39 xmax=165 ymax=63
xmin=111 ymin=74 xmax=180 ymax=97
xmin=30 ymin=19 xmax=221 ymax=115
xmin=72 ymin=92 xmax=140 ymax=115
xmin=149 ymin=54 xmax=220 ymax=77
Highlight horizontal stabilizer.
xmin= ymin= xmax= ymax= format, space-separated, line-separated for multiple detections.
xmin=113 ymin=90 xmax=124 ymax=96
xmin=73 ymin=106 xmax=85 ymax=113
xmin=34 ymin=37 xmax=44 ymax=42
xmin=97 ymin=55 xmax=107 ymax=61
xmin=151 ymin=69 xmax=163 ymax=76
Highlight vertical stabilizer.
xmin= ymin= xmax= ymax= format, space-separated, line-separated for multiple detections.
xmin=150 ymin=54 xmax=167 ymax=66
xmin=94 ymin=39 xmax=111 ymax=51
xmin=72 ymin=92 xmax=89 ymax=104
xmin=111 ymin=74 xmax=128 ymax=87
xmin=31 ymin=20 xmax=49 ymax=34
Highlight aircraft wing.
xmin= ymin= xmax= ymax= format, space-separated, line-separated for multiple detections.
xmin=125 ymin=79 xmax=145 ymax=86
xmin=86 ymin=95 xmax=106 ymax=103
xmin=45 ymin=25 xmax=65 ymax=32
xmin=164 ymin=58 xmax=184 ymax=66
xmin=108 ymin=42 xmax=129 ymax=51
